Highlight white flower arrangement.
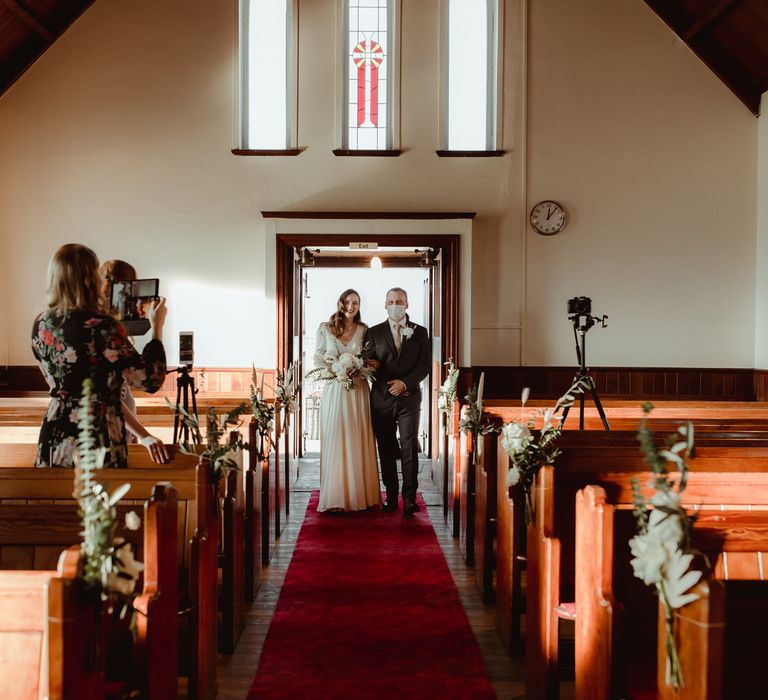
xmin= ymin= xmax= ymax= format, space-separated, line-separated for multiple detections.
xmin=629 ymin=403 xmax=702 ymax=689
xmin=275 ymin=361 xmax=300 ymax=416
xmin=459 ymin=372 xmax=498 ymax=463
xmin=500 ymin=378 xmax=589 ymax=524
xmin=437 ymin=358 xmax=459 ymax=414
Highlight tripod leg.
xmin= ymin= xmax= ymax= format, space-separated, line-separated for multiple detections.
xmin=561 ymin=374 xmax=579 ymax=425
xmin=173 ymin=376 xmax=182 ymax=444
xmin=587 ymin=376 xmax=610 ymax=431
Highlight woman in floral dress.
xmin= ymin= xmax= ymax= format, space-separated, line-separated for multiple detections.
xmin=31 ymin=244 xmax=167 ymax=468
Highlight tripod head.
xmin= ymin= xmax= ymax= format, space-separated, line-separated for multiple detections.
xmin=568 ymin=312 xmax=608 ymax=334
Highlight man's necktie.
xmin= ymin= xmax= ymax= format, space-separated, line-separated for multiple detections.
xmin=394 ymin=323 xmax=401 ymax=353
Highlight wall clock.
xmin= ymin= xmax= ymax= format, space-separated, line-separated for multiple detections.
xmin=529 ymin=200 xmax=567 ymax=235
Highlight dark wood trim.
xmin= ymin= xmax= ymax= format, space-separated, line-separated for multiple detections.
xmin=262 ymin=211 xmax=476 ymax=220
xmin=682 ymin=0 xmax=741 ymax=41
xmin=231 ymin=149 xmax=305 ymax=156
xmin=467 ymin=366 xmax=758 ymax=401
xmin=309 ymin=255 xmax=427 ymax=268
xmin=754 ymin=370 xmax=768 ymax=402
xmin=276 ymin=234 xmax=460 ymax=379
xmin=435 ymin=150 xmax=506 ymax=157
xmin=1 ymin=0 xmax=54 ymax=42
xmin=4 ymin=363 xmax=767 ymax=402
xmin=332 ymin=149 xmax=402 ymax=157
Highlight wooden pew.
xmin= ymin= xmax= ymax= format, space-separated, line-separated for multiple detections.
xmin=0 ymin=481 xmax=178 ymax=700
xmin=0 ymin=547 xmax=105 ymax=699
xmin=250 ymin=418 xmax=276 ymax=566
xmin=0 ymin=450 xmax=218 ymax=700
xmin=574 ymin=485 xmax=768 ymax=700
xmin=458 ymin=425 xmax=475 ymax=566
xmin=495 ymin=439 xmax=525 ymax=655
xmin=220 ymin=442 xmax=245 ymax=655
xmin=244 ymin=419 xmax=263 ymax=601
xmin=525 ymin=467 xmax=562 ymax=700
xmin=474 ymin=430 xmax=497 ymax=603
xmin=657 ymin=576 xmax=768 ymax=699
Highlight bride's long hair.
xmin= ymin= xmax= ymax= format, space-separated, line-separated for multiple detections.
xmin=328 ymin=289 xmax=362 ymax=338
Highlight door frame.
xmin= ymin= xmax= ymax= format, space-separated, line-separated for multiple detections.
xmin=275 ymin=233 xmax=460 ymax=376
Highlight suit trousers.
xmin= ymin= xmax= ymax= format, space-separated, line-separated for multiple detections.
xmin=371 ymin=392 xmax=420 ymax=503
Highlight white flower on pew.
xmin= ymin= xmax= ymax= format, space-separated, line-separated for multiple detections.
xmin=124 ymin=511 xmax=141 ymax=531
xmin=663 ymin=551 xmax=702 ymax=609
xmin=631 ymin=404 xmax=700 ymax=689
xmin=501 ymin=422 xmax=532 ymax=457
xmin=628 ymin=532 xmax=669 ymax=585
xmin=107 ymin=538 xmax=144 ymax=597
xmin=648 ymin=490 xmax=684 ymax=543
xmin=507 ymin=465 xmax=521 ymax=486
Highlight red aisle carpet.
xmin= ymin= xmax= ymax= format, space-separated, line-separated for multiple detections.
xmin=247 ymin=492 xmax=497 ymax=699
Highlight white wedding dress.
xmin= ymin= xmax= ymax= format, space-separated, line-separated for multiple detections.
xmin=314 ymin=323 xmax=381 ymax=512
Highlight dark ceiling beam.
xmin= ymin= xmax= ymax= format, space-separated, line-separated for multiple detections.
xmin=1 ymin=0 xmax=55 ymax=43
xmin=682 ymin=0 xmax=742 ymax=41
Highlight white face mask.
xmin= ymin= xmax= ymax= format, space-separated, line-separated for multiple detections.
xmin=386 ymin=304 xmax=406 ymax=322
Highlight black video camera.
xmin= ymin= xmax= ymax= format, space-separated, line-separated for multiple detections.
xmin=109 ymin=278 xmax=160 ymax=336
xmin=567 ymin=295 xmax=607 ymax=332
xmin=567 ymin=296 xmax=592 ymax=316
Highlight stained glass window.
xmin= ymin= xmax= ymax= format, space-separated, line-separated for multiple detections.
xmin=345 ymin=0 xmax=392 ymax=150
xmin=240 ymin=0 xmax=295 ymax=149
xmin=446 ymin=0 xmax=499 ymax=151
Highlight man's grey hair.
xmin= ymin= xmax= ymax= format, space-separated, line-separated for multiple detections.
xmin=386 ymin=287 xmax=408 ymax=302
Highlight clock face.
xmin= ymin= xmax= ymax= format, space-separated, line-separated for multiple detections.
xmin=530 ymin=201 xmax=566 ymax=235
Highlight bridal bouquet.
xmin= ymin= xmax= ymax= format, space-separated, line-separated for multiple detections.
xmin=306 ymin=343 xmax=374 ymax=391
xmin=500 ymin=377 xmax=589 ymax=524
xmin=629 ymin=403 xmax=701 ymax=689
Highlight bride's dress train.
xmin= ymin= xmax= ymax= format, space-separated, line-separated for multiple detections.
xmin=315 ymin=323 xmax=381 ymax=512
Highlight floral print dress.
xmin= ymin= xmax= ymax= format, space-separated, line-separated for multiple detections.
xmin=31 ymin=310 xmax=167 ymax=468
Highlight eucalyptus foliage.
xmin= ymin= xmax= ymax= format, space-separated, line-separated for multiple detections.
xmin=75 ymin=379 xmax=135 ymax=610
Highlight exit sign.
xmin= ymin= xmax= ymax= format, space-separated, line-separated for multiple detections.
xmin=349 ymin=242 xmax=378 ymax=250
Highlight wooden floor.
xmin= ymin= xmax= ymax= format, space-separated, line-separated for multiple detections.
xmin=216 ymin=455 xmax=549 ymax=700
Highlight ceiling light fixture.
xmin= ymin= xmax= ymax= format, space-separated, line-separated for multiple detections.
xmin=370 ymin=255 xmax=382 ymax=270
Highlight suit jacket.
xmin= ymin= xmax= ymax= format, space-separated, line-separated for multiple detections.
xmin=364 ymin=318 xmax=431 ymax=406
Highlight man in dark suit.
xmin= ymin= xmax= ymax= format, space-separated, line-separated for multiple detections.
xmin=364 ymin=287 xmax=431 ymax=516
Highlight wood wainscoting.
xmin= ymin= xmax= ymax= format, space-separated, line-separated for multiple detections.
xmin=2 ymin=364 xmax=765 ymax=402
xmin=463 ymin=366 xmax=758 ymax=402
xmin=0 ymin=366 xmax=274 ymax=398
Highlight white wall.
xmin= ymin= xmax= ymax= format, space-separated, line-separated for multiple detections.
xmin=756 ymin=91 xmax=768 ymax=368
xmin=0 ymin=0 xmax=759 ymax=372
xmin=524 ymin=0 xmax=757 ymax=367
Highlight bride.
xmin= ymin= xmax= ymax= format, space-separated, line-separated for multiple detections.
xmin=314 ymin=289 xmax=381 ymax=512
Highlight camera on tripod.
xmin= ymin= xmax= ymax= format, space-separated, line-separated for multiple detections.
xmin=562 ymin=296 xmax=610 ymax=430
xmin=567 ymin=296 xmax=608 ymax=332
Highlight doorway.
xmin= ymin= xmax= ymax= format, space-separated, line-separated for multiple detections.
xmin=301 ymin=261 xmax=432 ymax=453
xmin=275 ymin=233 xmax=460 ymax=495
